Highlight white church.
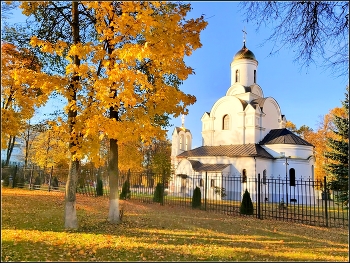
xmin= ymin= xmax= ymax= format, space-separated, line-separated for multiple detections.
xmin=169 ymin=38 xmax=315 ymax=204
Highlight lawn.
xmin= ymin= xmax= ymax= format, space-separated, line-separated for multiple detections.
xmin=1 ymin=188 xmax=349 ymax=261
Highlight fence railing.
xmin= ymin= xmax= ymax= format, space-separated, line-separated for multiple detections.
xmin=2 ymin=166 xmax=348 ymax=228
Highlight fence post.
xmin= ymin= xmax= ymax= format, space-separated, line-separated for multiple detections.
xmin=324 ymin=176 xmax=328 ymax=227
xmin=12 ymin=165 xmax=18 ymax=188
xmin=205 ymin=172 xmax=207 ymax=211
xmin=48 ymin=166 xmax=53 ymax=192
xmin=29 ymin=165 xmax=34 ymax=190
xmin=257 ymin=173 xmax=261 ymax=219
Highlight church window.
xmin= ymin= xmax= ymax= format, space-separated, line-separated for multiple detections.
xmin=254 ymin=70 xmax=256 ymax=83
xmin=242 ymin=169 xmax=247 ymax=183
xmin=235 ymin=70 xmax=240 ymax=82
xmin=223 ymin=115 xmax=229 ymax=130
xmin=199 ymin=179 xmax=204 ymax=187
xmin=179 ymin=134 xmax=184 ymax=150
xmin=185 ymin=136 xmax=188 ymax=150
xmin=263 ymin=170 xmax=267 ymax=184
xmin=311 ymin=165 xmax=314 ymax=180
xmin=210 ymin=179 xmax=215 ymax=187
xmin=290 ymin=168 xmax=295 ymax=186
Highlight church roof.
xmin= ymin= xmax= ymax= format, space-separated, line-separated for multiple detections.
xmin=259 ymin=128 xmax=313 ymax=146
xmin=233 ymin=43 xmax=257 ymax=61
xmin=175 ymin=127 xmax=191 ymax=134
xmin=250 ymin=98 xmax=267 ymax=110
xmin=178 ymin=143 xmax=274 ymax=159
xmin=189 ymin=160 xmax=230 ymax=172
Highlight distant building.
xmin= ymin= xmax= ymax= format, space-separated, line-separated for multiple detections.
xmin=1 ymin=140 xmax=24 ymax=166
xmin=170 ymin=39 xmax=315 ymax=203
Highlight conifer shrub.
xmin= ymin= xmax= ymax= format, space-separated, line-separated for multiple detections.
xmin=153 ymin=183 xmax=164 ymax=203
xmin=96 ymin=178 xmax=103 ymax=196
xmin=240 ymin=189 xmax=254 ymax=215
xmin=192 ymin=186 xmax=202 ymax=209
xmin=120 ymin=180 xmax=131 ymax=200
xmin=51 ymin=176 xmax=59 ymax=189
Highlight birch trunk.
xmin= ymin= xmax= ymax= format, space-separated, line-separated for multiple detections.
xmin=108 ymin=137 xmax=120 ymax=223
xmin=64 ymin=1 xmax=80 ymax=230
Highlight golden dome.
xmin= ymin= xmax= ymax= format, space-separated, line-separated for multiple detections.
xmin=233 ymin=43 xmax=257 ymax=61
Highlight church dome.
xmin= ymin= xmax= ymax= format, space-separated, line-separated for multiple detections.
xmin=233 ymin=43 xmax=256 ymax=61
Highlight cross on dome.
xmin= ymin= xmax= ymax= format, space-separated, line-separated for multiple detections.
xmin=242 ymin=27 xmax=247 ymax=47
xmin=181 ymin=114 xmax=185 ymax=128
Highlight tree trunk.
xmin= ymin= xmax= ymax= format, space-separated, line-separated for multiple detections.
xmin=65 ymin=159 xmax=79 ymax=228
xmin=5 ymin=135 xmax=15 ymax=166
xmin=64 ymin=1 xmax=80 ymax=230
xmin=108 ymin=137 xmax=120 ymax=223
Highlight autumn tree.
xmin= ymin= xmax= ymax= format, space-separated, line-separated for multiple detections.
xmin=324 ymin=86 xmax=349 ymax=204
xmin=239 ymin=1 xmax=349 ymax=78
xmin=18 ymin=1 xmax=207 ymax=228
xmin=1 ymin=42 xmax=57 ymax=166
xmin=19 ymin=119 xmax=45 ymax=168
xmin=81 ymin=2 xmax=207 ymax=223
xmin=29 ymin=121 xmax=70 ymax=171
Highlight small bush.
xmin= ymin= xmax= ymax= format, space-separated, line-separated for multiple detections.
xmin=96 ymin=178 xmax=103 ymax=196
xmin=240 ymin=189 xmax=254 ymax=215
xmin=51 ymin=177 xmax=59 ymax=189
xmin=192 ymin=186 xmax=202 ymax=209
xmin=153 ymin=183 xmax=164 ymax=203
xmin=120 ymin=180 xmax=131 ymax=200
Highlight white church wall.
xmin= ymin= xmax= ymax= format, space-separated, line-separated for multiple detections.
xmin=230 ymin=60 xmax=257 ymax=86
xmin=262 ymin=144 xmax=314 ymax=159
xmin=250 ymin=84 xmax=264 ymax=97
xmin=260 ymin=98 xmax=281 ymax=138
xmin=210 ymin=96 xmax=245 ymax=145
xmin=226 ymin=84 xmax=246 ymax=96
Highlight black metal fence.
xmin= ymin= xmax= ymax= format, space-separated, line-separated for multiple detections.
xmin=2 ymin=165 xmax=348 ymax=228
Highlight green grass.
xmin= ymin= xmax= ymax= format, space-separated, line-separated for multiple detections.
xmin=1 ymin=187 xmax=349 ymax=261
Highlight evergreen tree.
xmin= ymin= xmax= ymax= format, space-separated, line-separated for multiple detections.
xmin=153 ymin=183 xmax=164 ymax=203
xmin=96 ymin=178 xmax=103 ymax=196
xmin=119 ymin=180 xmax=131 ymax=200
xmin=192 ymin=186 xmax=201 ymax=209
xmin=240 ymin=189 xmax=254 ymax=215
xmin=325 ymin=86 xmax=349 ymax=205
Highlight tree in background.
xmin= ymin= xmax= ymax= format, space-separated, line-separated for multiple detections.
xmin=324 ymin=86 xmax=349 ymax=204
xmin=1 ymin=42 xmax=57 ymax=166
xmin=285 ymin=86 xmax=349 ymax=190
xmin=239 ymin=1 xmax=349 ymax=78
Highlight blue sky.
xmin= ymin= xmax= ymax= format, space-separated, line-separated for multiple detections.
xmin=4 ymin=2 xmax=348 ymax=149
xmin=169 ymin=2 xmax=348 ymax=148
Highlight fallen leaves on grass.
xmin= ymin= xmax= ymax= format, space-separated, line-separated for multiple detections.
xmin=1 ymin=188 xmax=349 ymax=262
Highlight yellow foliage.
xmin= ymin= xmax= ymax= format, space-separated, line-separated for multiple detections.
xmin=17 ymin=1 xmax=207 ymax=162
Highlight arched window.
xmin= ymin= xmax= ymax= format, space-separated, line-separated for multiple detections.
xmin=242 ymin=169 xmax=247 ymax=183
xmin=210 ymin=179 xmax=215 ymax=187
xmin=179 ymin=134 xmax=184 ymax=150
xmin=185 ymin=136 xmax=188 ymax=150
xmin=263 ymin=169 xmax=267 ymax=184
xmin=290 ymin=168 xmax=296 ymax=186
xmin=254 ymin=70 xmax=256 ymax=83
xmin=235 ymin=69 xmax=240 ymax=82
xmin=223 ymin=115 xmax=229 ymax=130
xmin=199 ymin=179 xmax=204 ymax=187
